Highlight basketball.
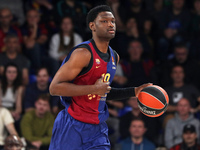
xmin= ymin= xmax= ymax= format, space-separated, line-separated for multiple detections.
xmin=137 ymin=85 xmax=169 ymax=117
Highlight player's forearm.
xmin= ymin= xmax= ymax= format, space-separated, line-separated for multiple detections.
xmin=49 ymin=82 xmax=99 ymax=97
xmin=106 ymin=87 xmax=135 ymax=100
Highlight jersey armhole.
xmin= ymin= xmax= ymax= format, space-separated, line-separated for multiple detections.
xmin=77 ymin=44 xmax=93 ymax=76
xmin=113 ymin=50 xmax=118 ymax=65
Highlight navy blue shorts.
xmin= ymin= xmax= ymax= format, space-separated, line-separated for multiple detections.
xmin=49 ymin=109 xmax=110 ymax=150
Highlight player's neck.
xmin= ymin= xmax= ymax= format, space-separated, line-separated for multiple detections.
xmin=131 ymin=136 xmax=143 ymax=145
xmin=93 ymin=37 xmax=109 ymax=53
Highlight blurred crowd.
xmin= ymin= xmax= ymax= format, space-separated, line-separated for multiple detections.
xmin=1 ymin=0 xmax=200 ymax=149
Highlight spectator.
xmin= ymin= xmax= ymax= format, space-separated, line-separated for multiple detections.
xmin=120 ymin=118 xmax=156 ymax=150
xmin=4 ymin=135 xmax=24 ymax=150
xmin=20 ymin=94 xmax=54 ymax=150
xmin=55 ymin=0 xmax=89 ymax=35
xmin=152 ymin=43 xmax=200 ymax=88
xmin=22 ymin=9 xmax=47 ymax=67
xmin=110 ymin=18 xmax=151 ymax=60
xmin=106 ymin=100 xmax=123 ymax=149
xmin=49 ymin=16 xmax=83 ymax=63
xmin=0 ymin=63 xmax=24 ymax=121
xmin=170 ymin=124 xmax=200 ymax=150
xmin=165 ymin=65 xmax=200 ymax=113
xmin=119 ymin=97 xmax=160 ymax=143
xmin=22 ymin=9 xmax=59 ymax=75
xmin=25 ymin=0 xmax=54 ymax=22
xmin=165 ymin=98 xmax=200 ymax=149
xmin=0 ymin=0 xmax=25 ymax=25
xmin=0 ymin=34 xmax=29 ymax=85
xmin=0 ymin=107 xmax=18 ymax=149
xmin=23 ymin=67 xmax=58 ymax=114
xmin=121 ymin=0 xmax=150 ymax=30
xmin=120 ymin=40 xmax=154 ymax=87
xmin=0 ymin=8 xmax=22 ymax=52
xmin=112 ymin=63 xmax=127 ymax=87
xmin=191 ymin=0 xmax=200 ymax=37
xmin=157 ymin=0 xmax=191 ymax=35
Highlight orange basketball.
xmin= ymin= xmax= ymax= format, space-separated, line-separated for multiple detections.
xmin=137 ymin=85 xmax=169 ymax=117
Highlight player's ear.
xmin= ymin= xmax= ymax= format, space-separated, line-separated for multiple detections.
xmin=89 ymin=22 xmax=96 ymax=32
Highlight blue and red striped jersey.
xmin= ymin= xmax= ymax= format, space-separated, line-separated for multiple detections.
xmin=59 ymin=39 xmax=117 ymax=124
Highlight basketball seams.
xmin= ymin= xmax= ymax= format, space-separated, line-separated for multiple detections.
xmin=152 ymin=85 xmax=169 ymax=103
xmin=140 ymin=91 xmax=165 ymax=106
xmin=137 ymin=98 xmax=164 ymax=110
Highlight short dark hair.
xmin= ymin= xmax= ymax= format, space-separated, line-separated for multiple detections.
xmin=130 ymin=118 xmax=146 ymax=128
xmin=86 ymin=5 xmax=113 ymax=28
xmin=36 ymin=67 xmax=49 ymax=76
xmin=174 ymin=43 xmax=188 ymax=52
xmin=36 ymin=94 xmax=50 ymax=102
xmin=5 ymin=34 xmax=18 ymax=42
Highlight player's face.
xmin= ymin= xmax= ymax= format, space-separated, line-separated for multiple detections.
xmin=177 ymin=99 xmax=190 ymax=116
xmin=36 ymin=69 xmax=49 ymax=87
xmin=129 ymin=120 xmax=146 ymax=138
xmin=171 ymin=66 xmax=184 ymax=83
xmin=35 ymin=99 xmax=49 ymax=115
xmin=92 ymin=11 xmax=116 ymax=40
xmin=183 ymin=132 xmax=197 ymax=146
xmin=6 ymin=66 xmax=18 ymax=82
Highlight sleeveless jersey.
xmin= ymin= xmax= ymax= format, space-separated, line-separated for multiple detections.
xmin=60 ymin=39 xmax=117 ymax=124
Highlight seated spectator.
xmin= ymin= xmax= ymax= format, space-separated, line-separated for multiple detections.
xmin=23 ymin=67 xmax=58 ymax=114
xmin=120 ymin=118 xmax=156 ymax=150
xmin=120 ymin=0 xmax=150 ymax=30
xmin=4 ymin=135 xmax=24 ymax=150
xmin=152 ymin=43 xmax=200 ymax=88
xmin=165 ymin=65 xmax=200 ymax=113
xmin=0 ymin=8 xmax=22 ymax=52
xmin=0 ymin=107 xmax=18 ymax=149
xmin=120 ymin=40 xmax=154 ymax=87
xmin=106 ymin=100 xmax=123 ymax=149
xmin=110 ymin=18 xmax=151 ymax=59
xmin=0 ymin=34 xmax=29 ymax=85
xmin=55 ymin=0 xmax=89 ymax=35
xmin=170 ymin=124 xmax=200 ymax=150
xmin=0 ymin=0 xmax=25 ymax=25
xmin=112 ymin=63 xmax=127 ymax=87
xmin=0 ymin=63 xmax=24 ymax=120
xmin=119 ymin=97 xmax=160 ymax=143
xmin=155 ymin=0 xmax=191 ymax=60
xmin=20 ymin=94 xmax=54 ymax=150
xmin=49 ymin=16 xmax=83 ymax=63
xmin=25 ymin=0 xmax=54 ymax=23
xmin=191 ymin=0 xmax=200 ymax=37
xmin=165 ymin=98 xmax=200 ymax=149
xmin=156 ymin=0 xmax=191 ymax=36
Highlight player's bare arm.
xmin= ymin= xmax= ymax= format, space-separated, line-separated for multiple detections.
xmin=49 ymin=48 xmax=111 ymax=97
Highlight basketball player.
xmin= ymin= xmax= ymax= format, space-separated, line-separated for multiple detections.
xmin=49 ymin=5 xmax=152 ymax=150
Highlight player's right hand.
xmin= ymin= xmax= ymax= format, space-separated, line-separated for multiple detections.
xmin=94 ymin=77 xmax=111 ymax=96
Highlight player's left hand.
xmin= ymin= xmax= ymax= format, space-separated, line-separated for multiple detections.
xmin=135 ymin=83 xmax=153 ymax=97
